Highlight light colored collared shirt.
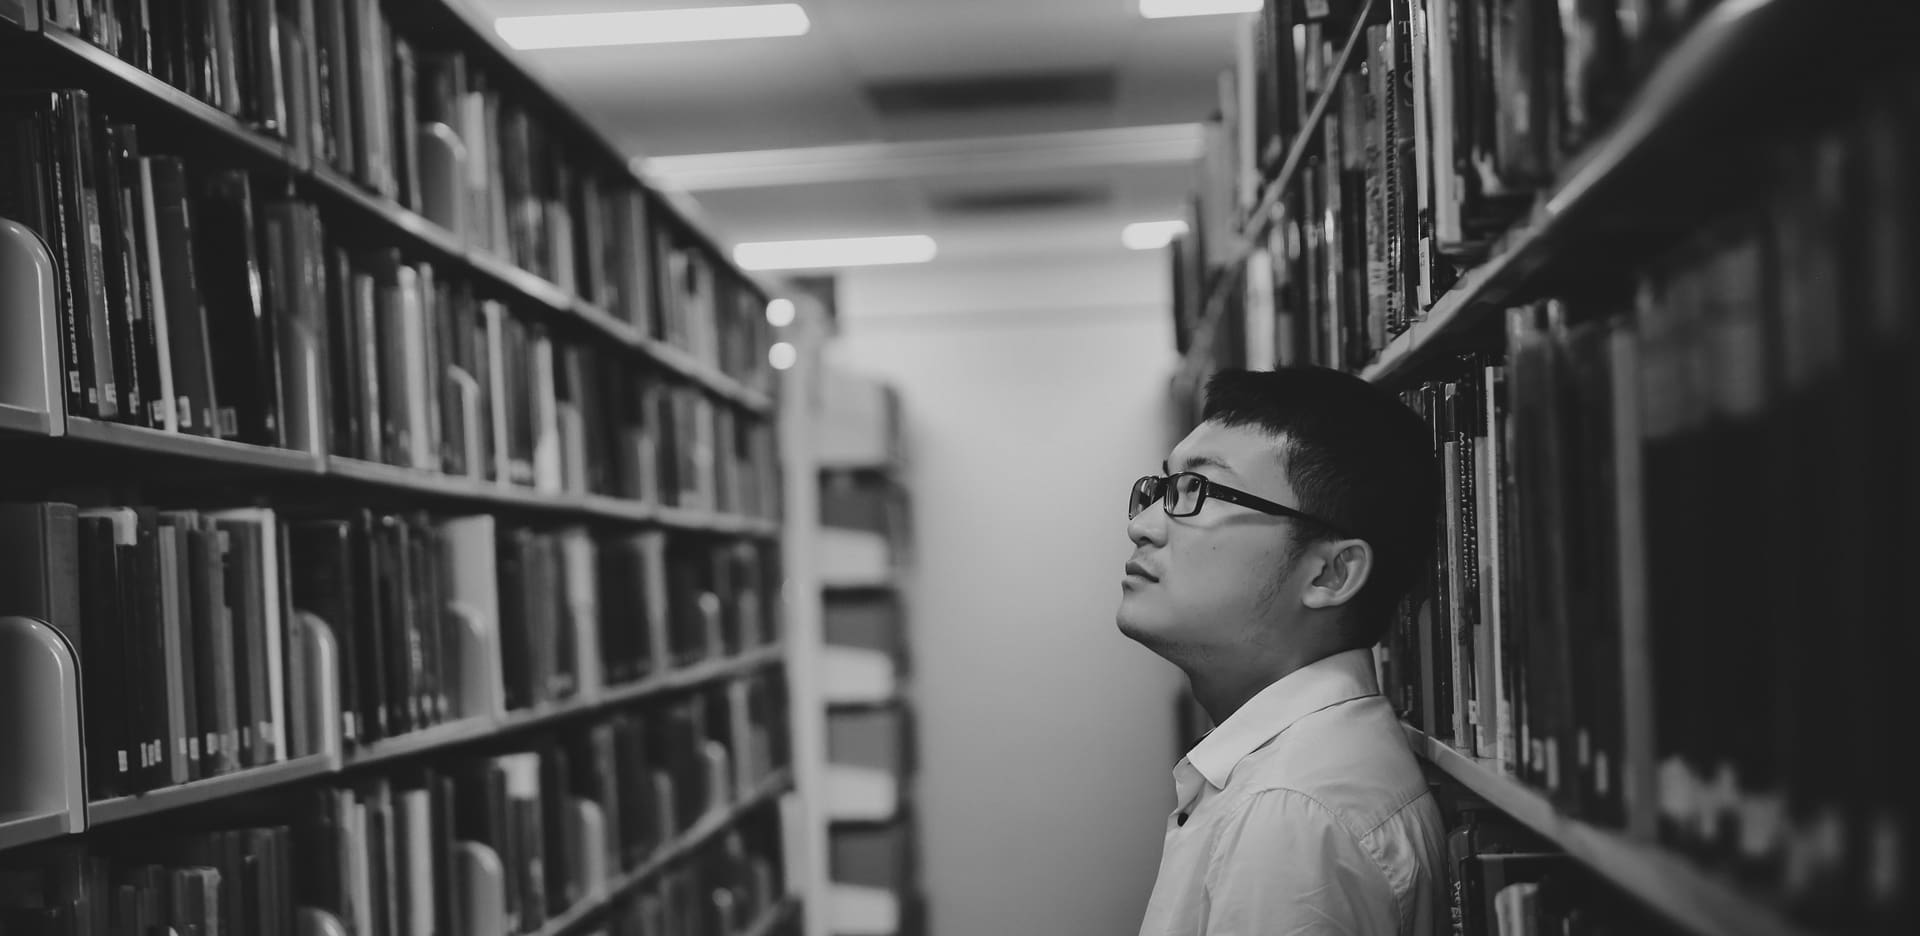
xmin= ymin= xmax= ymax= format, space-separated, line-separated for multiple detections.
xmin=1138 ymin=648 xmax=1445 ymax=936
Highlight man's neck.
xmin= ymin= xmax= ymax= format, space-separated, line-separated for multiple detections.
xmin=1186 ymin=643 xmax=1349 ymax=727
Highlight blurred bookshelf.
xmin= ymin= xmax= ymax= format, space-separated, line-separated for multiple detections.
xmin=0 ymin=2 xmax=805 ymax=934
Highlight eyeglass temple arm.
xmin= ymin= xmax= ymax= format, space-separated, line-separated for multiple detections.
xmin=1205 ymin=483 xmax=1350 ymax=536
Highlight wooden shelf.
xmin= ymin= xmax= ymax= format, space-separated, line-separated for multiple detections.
xmin=340 ymin=716 xmax=501 ymax=773
xmin=88 ymin=752 xmax=341 ymax=827
xmin=30 ymin=26 xmax=293 ymax=165
xmin=0 ymin=403 xmax=52 ymax=435
xmin=0 ymin=808 xmax=77 ymax=854
xmin=1403 ymin=726 xmax=1819 ymax=936
xmin=531 ymin=769 xmax=796 ymax=936
xmin=338 ymin=646 xmax=785 ymax=772
xmin=1348 ymin=0 xmax=1809 ymax=388
xmin=64 ymin=418 xmax=323 ymax=473
xmin=303 ymin=164 xmax=470 ymax=265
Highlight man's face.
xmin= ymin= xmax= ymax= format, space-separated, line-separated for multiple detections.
xmin=1117 ymin=421 xmax=1308 ymax=661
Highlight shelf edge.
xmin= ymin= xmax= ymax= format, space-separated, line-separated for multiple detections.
xmin=1403 ymin=726 xmax=1819 ymax=936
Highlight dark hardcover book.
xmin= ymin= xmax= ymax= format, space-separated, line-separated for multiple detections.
xmin=0 ymin=94 xmax=98 ymax=419
xmin=352 ymin=263 xmax=384 ymax=463
xmin=392 ymin=35 xmax=421 ymax=212
xmin=323 ymin=244 xmax=362 ymax=459
xmin=76 ymin=512 xmax=132 ymax=800
xmin=216 ymin=516 xmax=272 ymax=768
xmin=94 ymin=116 xmax=148 ymax=424
xmin=193 ymin=169 xmax=281 ymax=444
xmin=122 ymin=506 xmax=168 ymax=790
xmin=147 ymin=156 xmax=220 ymax=436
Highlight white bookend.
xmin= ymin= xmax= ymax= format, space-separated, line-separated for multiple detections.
xmin=295 ymin=908 xmax=349 ymax=936
xmin=0 ymin=218 xmax=64 ymax=425
xmin=290 ymin=611 xmax=342 ymax=760
xmin=454 ymin=841 xmax=510 ymax=936
xmin=0 ymin=616 xmax=87 ymax=844
xmin=569 ymin=797 xmax=610 ymax=900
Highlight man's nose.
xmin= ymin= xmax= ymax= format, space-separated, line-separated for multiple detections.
xmin=1127 ymin=504 xmax=1166 ymax=547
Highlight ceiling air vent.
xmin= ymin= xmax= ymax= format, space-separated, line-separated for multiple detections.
xmin=929 ymin=184 xmax=1111 ymax=215
xmin=864 ymin=69 xmax=1118 ymax=115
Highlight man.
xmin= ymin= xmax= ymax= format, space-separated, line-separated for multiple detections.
xmin=1120 ymin=367 xmax=1445 ymax=936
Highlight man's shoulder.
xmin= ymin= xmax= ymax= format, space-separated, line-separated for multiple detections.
xmin=1227 ymin=695 xmax=1434 ymax=839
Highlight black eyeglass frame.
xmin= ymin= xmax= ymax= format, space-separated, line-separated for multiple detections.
xmin=1128 ymin=472 xmax=1352 ymax=536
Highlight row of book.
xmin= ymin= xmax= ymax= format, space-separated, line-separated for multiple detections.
xmin=0 ymin=503 xmax=319 ymax=801
xmin=0 ymin=701 xmax=790 ymax=936
xmin=1177 ymin=0 xmax=1734 ymax=366
xmin=319 ymin=241 xmax=778 ymax=516
xmin=19 ymin=0 xmax=777 ymax=388
xmin=0 ymin=828 xmax=299 ymax=936
xmin=1378 ymin=87 xmax=1917 ymax=929
xmin=1443 ymin=803 xmax=1683 ymax=935
xmin=0 ymin=500 xmax=784 ymax=799
xmin=0 ymin=89 xmax=780 ymax=514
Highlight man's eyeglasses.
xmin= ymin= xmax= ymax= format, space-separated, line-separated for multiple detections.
xmin=1127 ymin=472 xmax=1350 ymax=535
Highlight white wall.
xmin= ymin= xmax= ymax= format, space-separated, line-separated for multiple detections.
xmin=828 ymin=250 xmax=1188 ymax=936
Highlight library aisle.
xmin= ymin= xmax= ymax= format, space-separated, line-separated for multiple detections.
xmin=3 ymin=2 xmax=1914 ymax=936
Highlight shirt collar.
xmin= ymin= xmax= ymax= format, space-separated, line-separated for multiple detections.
xmin=1183 ymin=648 xmax=1381 ymax=792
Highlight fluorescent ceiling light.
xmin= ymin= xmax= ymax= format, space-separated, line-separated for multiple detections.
xmin=496 ymin=4 xmax=810 ymax=50
xmin=734 ymin=235 xmax=937 ymax=271
xmin=765 ymin=298 xmax=797 ymax=327
xmin=1139 ymin=0 xmax=1262 ymax=18
xmin=1122 ymin=220 xmax=1189 ymax=250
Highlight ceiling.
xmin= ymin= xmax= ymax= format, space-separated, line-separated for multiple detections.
xmin=466 ymin=0 xmax=1240 ymax=263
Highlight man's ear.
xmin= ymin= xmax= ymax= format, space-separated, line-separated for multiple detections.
xmin=1300 ymin=539 xmax=1373 ymax=611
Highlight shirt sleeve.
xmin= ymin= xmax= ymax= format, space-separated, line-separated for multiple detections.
xmin=1200 ymin=788 xmax=1400 ymax=936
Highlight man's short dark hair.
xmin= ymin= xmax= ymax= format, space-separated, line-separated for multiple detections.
xmin=1200 ymin=367 xmax=1437 ymax=646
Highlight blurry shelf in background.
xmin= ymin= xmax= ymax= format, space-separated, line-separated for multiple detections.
xmin=531 ymin=769 xmax=796 ymax=936
xmin=825 ymin=767 xmax=900 ymax=824
xmin=828 ymin=884 xmax=902 ymax=936
xmin=0 ymin=809 xmax=77 ymax=853
xmin=88 ymin=752 xmax=341 ymax=827
xmin=1403 ymin=726 xmax=1818 ymax=936
xmin=340 ymin=717 xmax=502 ymax=773
xmin=819 ymin=647 xmax=899 ymax=707
xmin=64 ymin=418 xmax=323 ymax=473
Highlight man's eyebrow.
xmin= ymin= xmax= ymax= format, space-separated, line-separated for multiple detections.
xmin=1171 ymin=454 xmax=1232 ymax=473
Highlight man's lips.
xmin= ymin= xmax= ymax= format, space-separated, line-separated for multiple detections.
xmin=1124 ymin=560 xmax=1159 ymax=582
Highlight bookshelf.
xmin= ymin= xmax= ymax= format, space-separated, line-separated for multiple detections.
xmin=0 ymin=2 xmax=806 ymax=934
xmin=1166 ymin=1 xmax=1908 ymax=934
xmin=809 ymin=367 xmax=922 ymax=936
